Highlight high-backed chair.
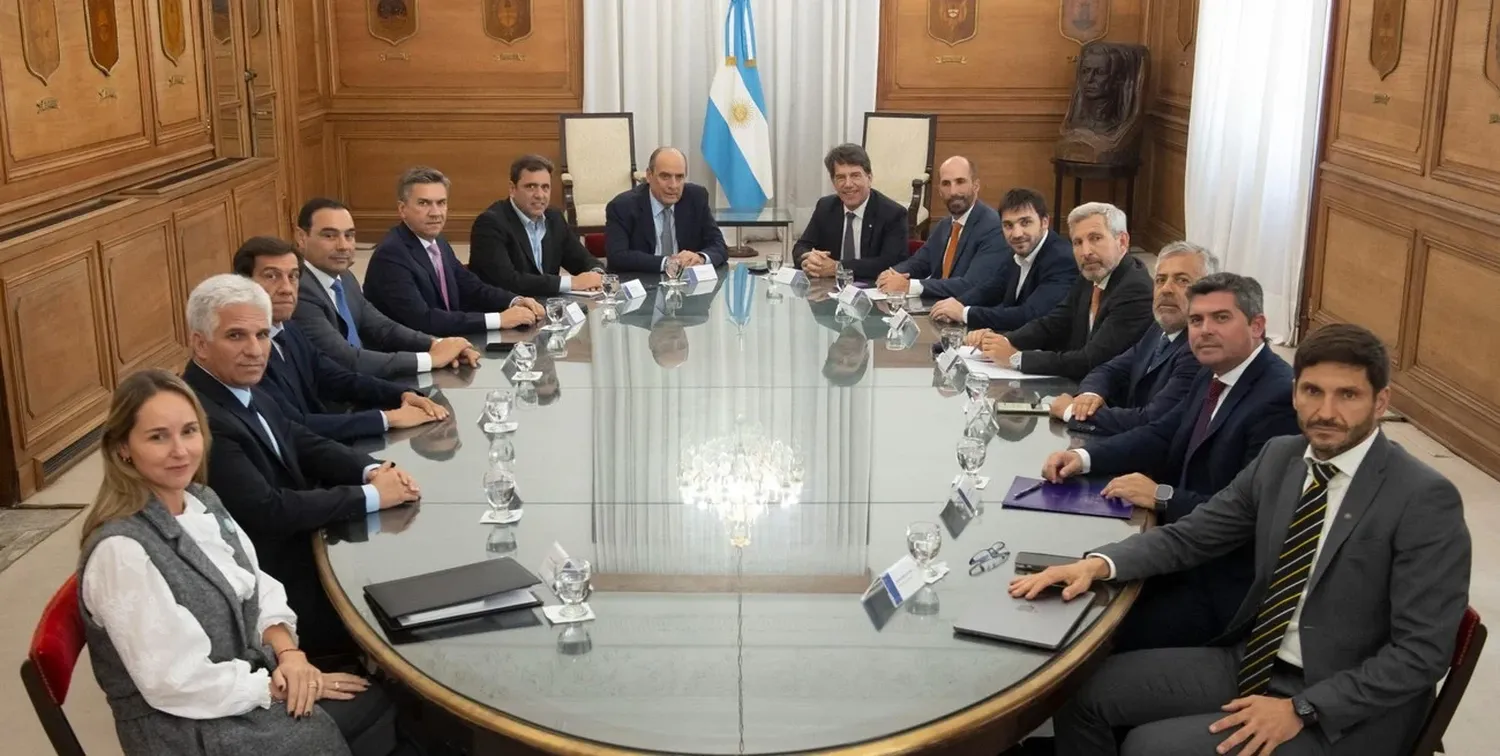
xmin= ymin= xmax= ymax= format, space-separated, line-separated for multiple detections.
xmin=1410 ymin=606 xmax=1486 ymax=756
xmin=559 ymin=113 xmax=645 ymax=234
xmin=20 ymin=574 xmax=87 ymax=756
xmin=862 ymin=112 xmax=937 ymax=239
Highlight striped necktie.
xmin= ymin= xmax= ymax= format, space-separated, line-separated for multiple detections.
xmin=1236 ymin=460 xmax=1338 ymax=695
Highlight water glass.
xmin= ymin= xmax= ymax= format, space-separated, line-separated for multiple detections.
xmin=835 ymin=262 xmax=853 ymax=291
xmin=664 ymin=256 xmax=685 ymax=286
xmin=544 ymin=297 xmax=569 ymax=330
xmin=555 ymin=558 xmax=593 ymax=619
xmin=964 ymin=372 xmax=991 ymax=408
xmin=483 ymin=467 xmax=521 ymax=524
xmin=485 ymin=526 xmax=517 ymax=558
xmin=766 ymin=250 xmax=784 ymax=275
xmin=957 ymin=436 xmax=987 ymax=477
xmin=906 ymin=522 xmax=943 ymax=582
xmin=488 ymin=435 xmax=515 ymax=464
xmin=482 ymin=388 xmax=516 ymax=434
xmin=940 ymin=326 xmax=966 ymax=353
xmin=887 ymin=292 xmax=908 ymax=316
xmin=601 ymin=274 xmax=621 ymax=304
xmin=511 ymin=341 xmax=538 ymax=377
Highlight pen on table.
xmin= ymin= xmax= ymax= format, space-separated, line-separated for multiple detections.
xmin=1014 ymin=481 xmax=1045 ymax=499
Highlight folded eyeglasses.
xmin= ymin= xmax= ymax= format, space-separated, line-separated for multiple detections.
xmin=968 ymin=541 xmax=1011 ymax=576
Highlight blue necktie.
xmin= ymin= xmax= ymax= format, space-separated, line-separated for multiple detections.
xmin=1150 ymin=333 xmax=1172 ymax=366
xmin=330 ymin=279 xmax=362 ymax=348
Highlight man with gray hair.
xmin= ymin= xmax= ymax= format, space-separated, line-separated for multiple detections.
xmin=181 ymin=274 xmax=420 ymax=656
xmin=1049 ymin=241 xmax=1217 ymax=434
xmin=363 ymin=165 xmax=546 ymax=337
xmin=1040 ymin=272 xmax=1300 ymax=651
xmin=968 ymin=201 xmax=1153 ymax=379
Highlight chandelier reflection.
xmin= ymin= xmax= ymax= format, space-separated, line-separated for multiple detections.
xmin=678 ymin=420 xmax=804 ymax=548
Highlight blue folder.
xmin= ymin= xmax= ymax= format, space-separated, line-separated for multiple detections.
xmin=1000 ymin=476 xmax=1134 ymax=520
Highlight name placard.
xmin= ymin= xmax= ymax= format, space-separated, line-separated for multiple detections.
xmin=621 ymin=279 xmax=647 ymax=300
xmin=686 ymin=264 xmax=718 ymax=285
xmin=770 ymin=268 xmax=807 ymax=287
xmin=564 ymin=302 xmax=587 ymax=326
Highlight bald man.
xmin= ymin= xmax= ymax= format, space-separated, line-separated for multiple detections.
xmin=604 ymin=146 xmax=728 ymax=274
xmin=876 ymin=156 xmax=1006 ymax=301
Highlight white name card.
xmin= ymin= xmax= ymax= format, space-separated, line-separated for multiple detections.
xmin=770 ymin=267 xmax=807 ymax=287
xmin=936 ymin=347 xmax=961 ymax=373
xmin=837 ymin=285 xmax=869 ymax=308
xmin=949 ymin=474 xmax=979 ymax=514
xmin=686 ymin=264 xmax=718 ymax=285
xmin=621 ymin=279 xmax=647 ymax=300
xmin=888 ymin=308 xmax=914 ymax=332
xmin=564 ymin=302 xmax=587 ymax=326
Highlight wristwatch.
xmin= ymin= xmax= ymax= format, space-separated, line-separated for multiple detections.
xmin=1008 ymin=352 xmax=1023 ymax=369
xmin=1153 ymin=483 xmax=1174 ymax=513
xmin=1292 ymin=696 xmax=1318 ymax=727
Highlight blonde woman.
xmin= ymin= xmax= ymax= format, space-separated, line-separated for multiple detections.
xmin=78 ymin=369 xmax=392 ymax=755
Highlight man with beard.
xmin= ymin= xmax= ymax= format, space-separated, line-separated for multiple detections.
xmin=1049 ymin=241 xmax=1214 ymax=435
xmin=967 ymin=202 xmax=1152 ymax=380
xmin=794 ymin=143 xmax=910 ymax=282
xmin=1013 ymin=324 xmax=1470 ymax=756
xmin=1039 ymin=272 xmax=1299 ymax=650
xmin=928 ymin=188 xmax=1077 ymax=330
xmin=875 ymin=156 xmax=1006 ymax=301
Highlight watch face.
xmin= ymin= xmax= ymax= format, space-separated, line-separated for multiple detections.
xmin=1154 ymin=484 xmax=1172 ymax=501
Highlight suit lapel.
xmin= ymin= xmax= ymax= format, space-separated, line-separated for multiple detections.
xmin=1129 ymin=324 xmax=1164 ymax=394
xmin=1306 ymin=433 xmax=1391 ymax=596
xmin=1186 ymin=348 xmax=1268 ymax=462
xmin=139 ymin=497 xmax=252 ymax=649
xmin=401 ymin=226 xmax=447 ymax=304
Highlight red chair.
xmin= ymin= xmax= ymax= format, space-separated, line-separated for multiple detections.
xmin=583 ymin=232 xmax=606 ymax=259
xmin=1411 ymin=606 xmax=1487 ymax=756
xmin=907 ymin=238 xmax=923 ymax=256
xmin=20 ymin=574 xmax=88 ymax=756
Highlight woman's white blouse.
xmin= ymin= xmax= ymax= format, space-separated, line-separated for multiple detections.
xmin=81 ymin=491 xmax=297 ymax=719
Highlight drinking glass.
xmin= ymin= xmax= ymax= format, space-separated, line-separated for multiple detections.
xmin=964 ymin=372 xmax=991 ymax=410
xmin=835 ymin=262 xmax=853 ymax=292
xmin=482 ymin=388 xmax=516 ymax=434
xmin=544 ymin=297 xmax=569 ymax=331
xmin=485 ymin=526 xmax=517 ymax=558
xmin=766 ymin=250 xmax=784 ymax=275
xmin=664 ymin=256 xmax=685 ymax=287
xmin=957 ymin=436 xmax=987 ymax=478
xmin=555 ymin=558 xmax=593 ymax=619
xmin=940 ymin=326 xmax=966 ymax=354
xmin=511 ymin=341 xmax=539 ymax=380
xmin=906 ymin=522 xmax=943 ymax=582
xmin=887 ymin=291 xmax=908 ymax=317
xmin=601 ymin=274 xmax=621 ymax=304
xmin=488 ymin=435 xmax=515 ymax=464
xmin=483 ymin=467 xmax=521 ymax=524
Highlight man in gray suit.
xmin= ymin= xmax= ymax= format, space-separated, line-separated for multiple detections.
xmin=1010 ymin=323 xmax=1470 ymax=756
xmin=291 ymin=198 xmax=480 ymax=379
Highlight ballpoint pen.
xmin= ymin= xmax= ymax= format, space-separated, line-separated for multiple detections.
xmin=1013 ymin=481 xmax=1045 ymax=499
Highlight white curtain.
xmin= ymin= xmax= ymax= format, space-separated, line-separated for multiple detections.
xmin=582 ymin=0 xmax=879 ymax=229
xmin=1183 ymin=0 xmax=1333 ymax=343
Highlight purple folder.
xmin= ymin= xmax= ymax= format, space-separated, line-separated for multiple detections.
xmin=1001 ymin=476 xmax=1134 ymax=519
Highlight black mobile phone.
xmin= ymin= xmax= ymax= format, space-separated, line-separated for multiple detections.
xmin=485 ymin=342 xmax=516 ymax=354
xmin=1014 ymin=551 xmax=1079 ymax=575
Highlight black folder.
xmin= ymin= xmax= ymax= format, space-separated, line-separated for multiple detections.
xmin=363 ymin=557 xmax=543 ymax=634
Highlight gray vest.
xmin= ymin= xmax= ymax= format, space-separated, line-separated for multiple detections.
xmin=78 ymin=484 xmax=350 ymax=756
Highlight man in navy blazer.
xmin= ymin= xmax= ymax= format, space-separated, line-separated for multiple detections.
xmin=233 ymin=237 xmax=449 ymax=443
xmin=1042 ymin=272 xmax=1300 ymax=651
xmin=793 ymin=143 xmax=910 ymax=282
xmin=876 ymin=156 xmax=1006 ymax=301
xmin=1051 ymin=241 xmax=1216 ymax=436
xmin=929 ymin=188 xmax=1078 ymax=331
xmin=363 ymin=166 xmax=544 ymax=337
xmin=469 ymin=154 xmax=606 ymax=298
xmin=604 ymin=147 xmax=727 ymax=273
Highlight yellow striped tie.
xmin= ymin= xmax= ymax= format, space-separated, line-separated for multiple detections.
xmin=1236 ymin=460 xmax=1337 ymax=695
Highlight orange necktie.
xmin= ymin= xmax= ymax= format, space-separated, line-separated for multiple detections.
xmin=940 ymin=222 xmax=964 ymax=278
xmin=1088 ymin=286 xmax=1103 ymax=329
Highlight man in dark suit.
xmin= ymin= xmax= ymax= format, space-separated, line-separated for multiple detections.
xmin=469 ymin=154 xmax=606 ymax=298
xmin=234 ymin=236 xmax=447 ymax=443
xmin=604 ymin=147 xmax=727 ymax=273
xmin=1041 ymin=272 xmax=1301 ymax=650
xmin=180 ymin=274 xmax=421 ymax=655
xmin=969 ymin=202 xmax=1153 ymax=380
xmin=1049 ymin=241 xmax=1214 ymax=435
xmin=876 ymin=155 xmax=1005 ymax=301
xmin=363 ymin=166 xmax=545 ymax=337
xmin=929 ymin=188 xmax=1077 ymax=331
xmin=1015 ymin=324 xmax=1470 ymax=756
xmin=793 ymin=143 xmax=910 ymax=282
xmin=292 ymin=197 xmax=479 ymax=379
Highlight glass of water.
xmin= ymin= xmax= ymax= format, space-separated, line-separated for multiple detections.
xmin=835 ymin=261 xmax=853 ymax=291
xmin=601 ymin=274 xmax=621 ymax=304
xmin=482 ymin=388 xmax=517 ymax=434
xmin=483 ymin=466 xmax=521 ymax=524
xmin=957 ymin=436 xmax=987 ymax=479
xmin=906 ymin=522 xmax=943 ymax=582
xmin=964 ymin=372 xmax=991 ymax=410
xmin=888 ymin=291 xmax=908 ymax=318
xmin=555 ymin=558 xmax=593 ymax=620
xmin=664 ymin=256 xmax=685 ymax=287
xmin=485 ymin=526 xmax=517 ymax=558
xmin=940 ymin=326 xmax=966 ymax=354
xmin=544 ymin=297 xmax=569 ymax=330
xmin=766 ymin=250 xmax=784 ymax=275
xmin=511 ymin=341 xmax=538 ymax=380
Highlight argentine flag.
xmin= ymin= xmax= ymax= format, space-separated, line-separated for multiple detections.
xmin=702 ymin=0 xmax=773 ymax=210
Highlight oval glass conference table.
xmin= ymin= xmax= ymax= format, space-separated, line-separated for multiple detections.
xmin=316 ymin=270 xmax=1146 ymax=755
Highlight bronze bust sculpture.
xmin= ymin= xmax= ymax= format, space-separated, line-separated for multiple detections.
xmin=1056 ymin=42 xmax=1149 ymax=166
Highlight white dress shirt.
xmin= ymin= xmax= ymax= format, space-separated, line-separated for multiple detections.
xmin=81 ymin=491 xmax=295 ymax=719
xmin=304 ymin=262 xmax=434 ymax=373
xmin=1074 ymin=343 xmax=1264 ymax=473
xmin=910 ymin=204 xmax=975 ymax=298
xmin=1278 ymin=428 xmax=1380 ymax=667
xmin=1063 ymin=329 xmax=1182 ymax=422
xmin=962 ymin=234 xmax=1048 ymax=324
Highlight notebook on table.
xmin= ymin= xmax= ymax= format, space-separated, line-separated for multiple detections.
xmin=953 ymin=592 xmax=1096 ymax=650
xmin=364 ymin=557 xmax=542 ymax=634
xmin=1000 ymin=476 xmax=1134 ymax=520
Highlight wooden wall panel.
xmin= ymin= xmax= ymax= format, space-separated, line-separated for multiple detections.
xmin=1304 ymin=0 xmax=1500 ymax=478
xmin=176 ymin=195 xmax=237 ymax=293
xmin=299 ymin=117 xmax=328 ymax=203
xmin=100 ymin=219 xmax=181 ymax=376
xmin=143 ymin=0 xmax=210 ymax=141
xmin=234 ymin=173 xmax=282 ymax=239
xmin=295 ymin=0 xmax=325 ymax=110
xmin=1136 ymin=0 xmax=1197 ymax=252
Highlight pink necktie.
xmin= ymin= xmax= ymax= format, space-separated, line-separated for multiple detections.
xmin=426 ymin=243 xmax=452 ymax=309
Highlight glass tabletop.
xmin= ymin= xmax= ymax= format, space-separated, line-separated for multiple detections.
xmin=713 ymin=206 xmax=795 ymax=226
xmin=323 ymin=269 xmax=1142 ymax=754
